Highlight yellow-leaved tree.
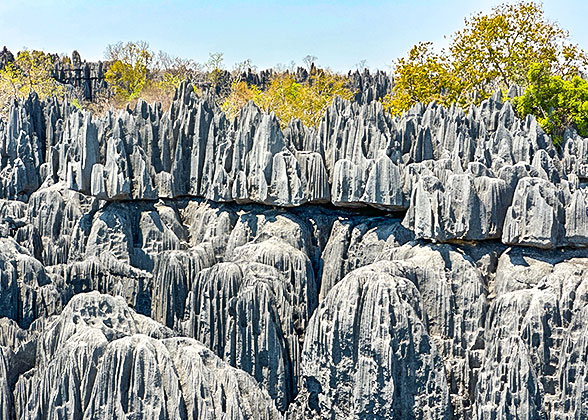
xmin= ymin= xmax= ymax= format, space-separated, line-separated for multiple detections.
xmin=222 ymin=68 xmax=354 ymax=128
xmin=382 ymin=42 xmax=459 ymax=115
xmin=383 ymin=1 xmax=588 ymax=114
xmin=0 ymin=50 xmax=66 ymax=107
xmin=221 ymin=80 xmax=262 ymax=120
xmin=450 ymin=1 xmax=587 ymax=103
xmin=104 ymin=41 xmax=152 ymax=101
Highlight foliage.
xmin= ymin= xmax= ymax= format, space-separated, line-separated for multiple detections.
xmin=382 ymin=42 xmax=459 ymax=115
xmin=222 ymin=68 xmax=354 ymax=128
xmin=153 ymin=50 xmax=201 ymax=90
xmin=206 ymin=52 xmax=225 ymax=89
xmin=104 ymin=41 xmax=152 ymax=101
xmin=513 ymin=62 xmax=588 ymax=145
xmin=103 ymin=42 xmax=205 ymax=107
xmin=451 ymin=1 xmax=587 ymax=102
xmin=221 ymin=80 xmax=262 ymax=120
xmin=384 ymin=1 xmax=588 ymax=114
xmin=0 ymin=50 xmax=66 ymax=105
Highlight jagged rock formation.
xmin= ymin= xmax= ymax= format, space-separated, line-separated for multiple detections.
xmin=50 ymin=51 xmax=109 ymax=101
xmin=6 ymin=292 xmax=281 ymax=420
xmin=1 ymin=82 xmax=588 ymax=420
xmin=289 ymin=261 xmax=452 ymax=419
xmin=4 ymin=83 xmax=587 ymax=249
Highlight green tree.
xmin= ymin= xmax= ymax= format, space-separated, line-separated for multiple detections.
xmin=104 ymin=41 xmax=152 ymax=100
xmin=513 ymin=62 xmax=588 ymax=145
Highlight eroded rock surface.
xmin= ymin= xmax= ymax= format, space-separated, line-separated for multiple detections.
xmin=3 ymin=83 xmax=587 ymax=249
xmin=1 ymin=85 xmax=588 ymax=419
xmin=9 ymin=292 xmax=282 ymax=420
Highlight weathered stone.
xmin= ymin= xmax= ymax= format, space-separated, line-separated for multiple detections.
xmin=290 ymin=261 xmax=451 ymax=420
xmin=1 ymin=82 xmax=588 ymax=420
xmin=11 ymin=292 xmax=282 ymax=420
xmin=502 ymin=177 xmax=566 ymax=248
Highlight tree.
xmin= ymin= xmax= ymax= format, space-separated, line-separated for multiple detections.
xmin=154 ymin=51 xmax=201 ymax=84
xmin=0 ymin=50 xmax=65 ymax=106
xmin=384 ymin=1 xmax=588 ymax=114
xmin=149 ymin=50 xmax=202 ymax=96
xmin=104 ymin=41 xmax=152 ymax=100
xmin=513 ymin=62 xmax=588 ymax=145
xmin=451 ymin=1 xmax=587 ymax=103
xmin=382 ymin=42 xmax=459 ymax=115
xmin=302 ymin=55 xmax=317 ymax=71
xmin=292 ymin=68 xmax=354 ymax=127
xmin=220 ymin=80 xmax=262 ymax=119
xmin=222 ymin=67 xmax=354 ymax=128
xmin=233 ymin=59 xmax=256 ymax=74
xmin=206 ymin=52 xmax=225 ymax=89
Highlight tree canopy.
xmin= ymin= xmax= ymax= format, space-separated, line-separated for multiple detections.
xmin=384 ymin=1 xmax=588 ymax=114
xmin=104 ymin=41 xmax=152 ymax=101
xmin=221 ymin=67 xmax=354 ymax=128
xmin=382 ymin=42 xmax=459 ymax=115
xmin=0 ymin=50 xmax=65 ymax=106
xmin=513 ymin=63 xmax=588 ymax=145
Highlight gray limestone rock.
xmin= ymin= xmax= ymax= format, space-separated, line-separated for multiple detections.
xmin=11 ymin=292 xmax=282 ymax=420
xmin=0 ymin=83 xmax=581 ymax=248
xmin=564 ymin=188 xmax=588 ymax=246
xmin=290 ymin=261 xmax=451 ymax=420
xmin=318 ymin=217 xmax=413 ymax=301
xmin=474 ymin=247 xmax=588 ymax=419
xmin=181 ymin=261 xmax=297 ymax=411
xmin=381 ymin=243 xmax=489 ymax=418
xmin=403 ymin=171 xmax=511 ymax=242
xmin=502 ymin=177 xmax=566 ymax=248
xmin=0 ymin=237 xmax=59 ymax=328
xmin=2 ymin=83 xmax=588 ymax=420
xmin=151 ymin=248 xmax=214 ymax=328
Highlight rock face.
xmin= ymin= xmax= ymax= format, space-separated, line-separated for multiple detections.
xmin=1 ymin=83 xmax=588 ymax=419
xmin=4 ymin=83 xmax=587 ymax=249
xmin=9 ymin=292 xmax=281 ymax=420
xmin=290 ymin=261 xmax=451 ymax=419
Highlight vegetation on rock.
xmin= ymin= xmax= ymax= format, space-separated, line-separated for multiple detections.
xmin=104 ymin=41 xmax=201 ymax=107
xmin=513 ymin=62 xmax=588 ymax=145
xmin=104 ymin=41 xmax=152 ymax=101
xmin=0 ymin=50 xmax=65 ymax=106
xmin=383 ymin=1 xmax=588 ymax=137
xmin=222 ymin=67 xmax=354 ymax=128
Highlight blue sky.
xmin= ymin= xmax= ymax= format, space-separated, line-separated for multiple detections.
xmin=0 ymin=0 xmax=586 ymax=72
